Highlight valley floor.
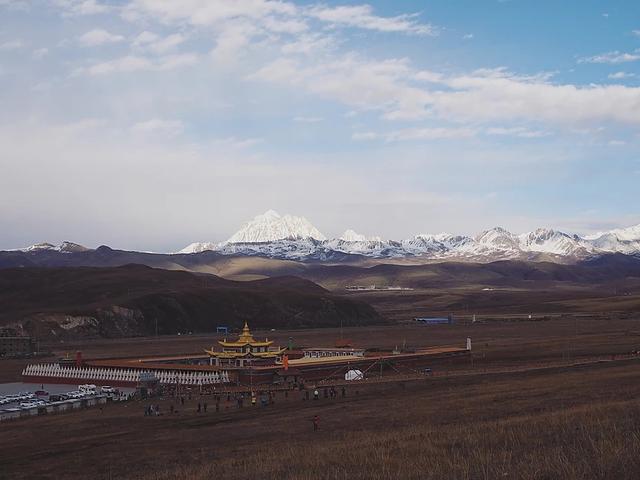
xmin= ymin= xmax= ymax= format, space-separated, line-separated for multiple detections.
xmin=2 ymin=317 xmax=640 ymax=479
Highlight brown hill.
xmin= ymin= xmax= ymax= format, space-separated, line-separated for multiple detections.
xmin=299 ymin=254 xmax=640 ymax=289
xmin=0 ymin=265 xmax=384 ymax=339
xmin=3 ymin=247 xmax=640 ymax=287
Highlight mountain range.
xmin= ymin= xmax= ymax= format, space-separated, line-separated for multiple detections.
xmin=179 ymin=211 xmax=640 ymax=262
xmin=8 ymin=210 xmax=640 ymax=263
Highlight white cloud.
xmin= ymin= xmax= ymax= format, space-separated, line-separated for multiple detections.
xmin=431 ymin=69 xmax=640 ymax=126
xmin=123 ymin=0 xmax=435 ymax=43
xmin=32 ymin=47 xmax=49 ymax=59
xmin=251 ymin=55 xmax=640 ymax=126
xmin=579 ymin=50 xmax=640 ymax=64
xmin=486 ymin=126 xmax=550 ymax=138
xmin=608 ymin=71 xmax=635 ymax=79
xmin=463 ymin=33 xmax=474 ymax=40
xmin=145 ymin=33 xmax=186 ymax=54
xmin=281 ymin=33 xmax=336 ymax=55
xmin=414 ymin=70 xmax=444 ymax=83
xmin=131 ymin=118 xmax=184 ymax=137
xmin=250 ymin=56 xmax=431 ymax=120
xmin=157 ymin=53 xmax=198 ymax=70
xmin=0 ymin=39 xmax=23 ymax=50
xmin=262 ymin=15 xmax=307 ymax=34
xmin=83 ymin=53 xmax=198 ymax=75
xmin=210 ymin=21 xmax=259 ymax=64
xmin=211 ymin=136 xmax=263 ymax=149
xmin=633 ymin=30 xmax=640 ymax=37
xmin=352 ymin=131 xmax=378 ymax=141
xmin=84 ymin=55 xmax=151 ymax=74
xmin=306 ymin=4 xmax=436 ymax=35
xmin=353 ymin=127 xmax=477 ymax=142
xmin=123 ymin=0 xmax=296 ymax=26
xmin=132 ymin=31 xmax=159 ymax=46
xmin=53 ymin=0 xmax=108 ymax=16
xmin=78 ymin=29 xmax=124 ymax=46
xmin=386 ymin=127 xmax=477 ymax=141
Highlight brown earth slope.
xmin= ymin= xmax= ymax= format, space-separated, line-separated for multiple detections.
xmin=0 ymin=265 xmax=384 ymax=339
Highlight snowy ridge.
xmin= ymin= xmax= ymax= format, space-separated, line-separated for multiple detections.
xmin=13 ymin=212 xmax=640 ymax=263
xmin=179 ymin=242 xmax=219 ymax=254
xmin=177 ymin=211 xmax=640 ymax=261
xmin=17 ymin=241 xmax=89 ymax=253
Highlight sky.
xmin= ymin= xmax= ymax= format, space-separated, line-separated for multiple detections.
xmin=0 ymin=0 xmax=639 ymax=251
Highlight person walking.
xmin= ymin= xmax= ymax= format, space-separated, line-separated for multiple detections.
xmin=312 ymin=414 xmax=319 ymax=432
xmin=197 ymin=402 xmax=201 ymax=413
xmin=203 ymin=402 xmax=208 ymax=413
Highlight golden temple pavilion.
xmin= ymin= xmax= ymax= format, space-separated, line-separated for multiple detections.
xmin=205 ymin=322 xmax=285 ymax=367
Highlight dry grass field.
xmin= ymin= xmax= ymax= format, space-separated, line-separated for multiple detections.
xmin=2 ymin=316 xmax=640 ymax=479
xmin=2 ymin=359 xmax=640 ymax=480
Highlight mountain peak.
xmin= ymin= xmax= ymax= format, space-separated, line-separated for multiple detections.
xmin=227 ymin=210 xmax=326 ymax=243
xmin=178 ymin=242 xmax=218 ymax=254
xmin=339 ymin=229 xmax=381 ymax=242
xmin=340 ymin=229 xmax=366 ymax=242
xmin=22 ymin=241 xmax=89 ymax=253
xmin=260 ymin=209 xmax=281 ymax=220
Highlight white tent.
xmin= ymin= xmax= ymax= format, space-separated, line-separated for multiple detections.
xmin=344 ymin=369 xmax=363 ymax=381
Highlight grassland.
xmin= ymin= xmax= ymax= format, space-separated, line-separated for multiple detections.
xmin=2 ymin=317 xmax=640 ymax=479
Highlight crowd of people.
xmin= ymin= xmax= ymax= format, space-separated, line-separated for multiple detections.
xmin=143 ymin=383 xmax=351 ymax=431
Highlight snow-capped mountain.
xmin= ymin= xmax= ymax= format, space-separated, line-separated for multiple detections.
xmin=11 ymin=214 xmax=640 ymax=263
xmin=339 ymin=229 xmax=382 ymax=242
xmin=19 ymin=241 xmax=89 ymax=253
xmin=178 ymin=211 xmax=640 ymax=261
xmin=179 ymin=242 xmax=218 ymax=254
xmin=320 ymin=230 xmax=394 ymax=256
xmin=475 ymin=227 xmax=520 ymax=253
xmin=587 ymin=224 xmax=640 ymax=254
xmin=517 ymin=228 xmax=592 ymax=256
xmin=340 ymin=229 xmax=367 ymax=242
xmin=226 ymin=210 xmax=326 ymax=243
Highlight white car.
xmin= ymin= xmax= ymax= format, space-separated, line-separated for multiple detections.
xmin=78 ymin=384 xmax=97 ymax=395
xmin=101 ymin=386 xmax=116 ymax=394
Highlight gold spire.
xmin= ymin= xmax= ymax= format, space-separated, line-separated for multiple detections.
xmin=238 ymin=321 xmax=255 ymax=343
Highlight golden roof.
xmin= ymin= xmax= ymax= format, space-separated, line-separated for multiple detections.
xmin=204 ymin=348 xmax=285 ymax=359
xmin=217 ymin=321 xmax=274 ymax=348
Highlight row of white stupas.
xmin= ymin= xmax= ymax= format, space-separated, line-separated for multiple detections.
xmin=22 ymin=364 xmax=230 ymax=385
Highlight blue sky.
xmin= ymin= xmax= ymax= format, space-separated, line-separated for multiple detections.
xmin=0 ymin=0 xmax=639 ymax=251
